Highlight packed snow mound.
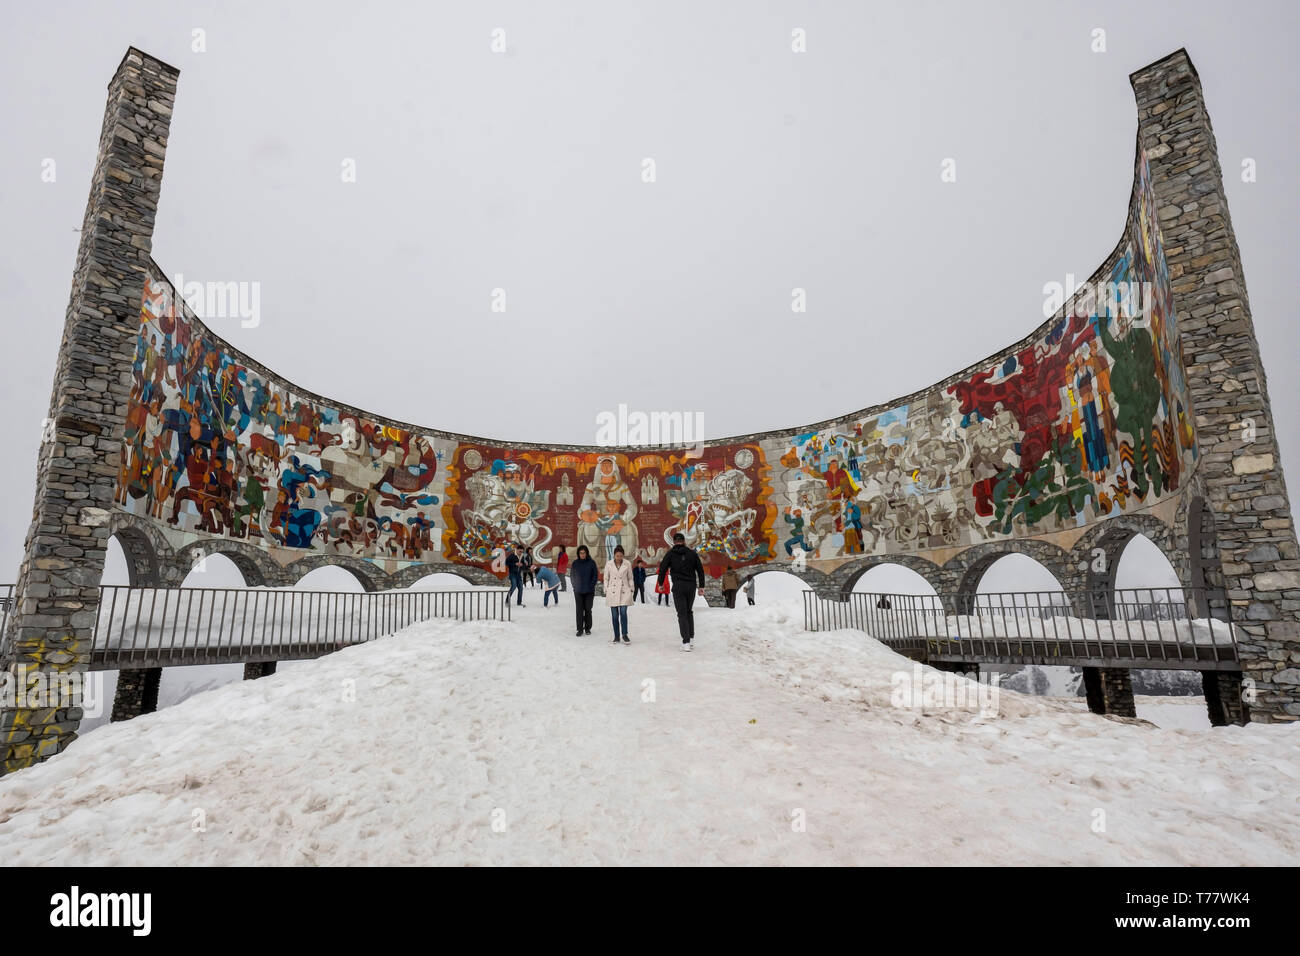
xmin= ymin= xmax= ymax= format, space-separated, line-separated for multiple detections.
xmin=0 ymin=598 xmax=1295 ymax=865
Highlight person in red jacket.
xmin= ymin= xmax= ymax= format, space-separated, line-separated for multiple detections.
xmin=554 ymin=544 xmax=570 ymax=592
xmin=654 ymin=565 xmax=671 ymax=606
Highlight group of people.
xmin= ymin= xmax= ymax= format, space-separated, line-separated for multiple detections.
xmin=501 ymin=534 xmax=754 ymax=651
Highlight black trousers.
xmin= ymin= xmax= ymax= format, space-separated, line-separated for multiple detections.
xmin=724 ymin=588 xmax=737 ymax=608
xmin=575 ymin=592 xmax=594 ymax=632
xmin=672 ymin=587 xmax=695 ymax=642
xmin=634 ymin=581 xmax=646 ymax=603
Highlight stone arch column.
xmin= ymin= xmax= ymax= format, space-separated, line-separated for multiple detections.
xmin=1184 ymin=495 xmax=1230 ymax=622
xmin=107 ymin=523 xmax=164 ymax=588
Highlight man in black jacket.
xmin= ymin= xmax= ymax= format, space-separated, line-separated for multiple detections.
xmin=658 ymin=533 xmax=706 ymax=651
xmin=568 ymin=545 xmax=599 ymax=636
xmin=505 ymin=544 xmax=525 ymax=607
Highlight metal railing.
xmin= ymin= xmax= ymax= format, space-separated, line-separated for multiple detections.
xmin=87 ymin=585 xmax=512 ymax=669
xmin=0 ymin=583 xmax=509 ymax=670
xmin=803 ymin=587 xmax=1238 ymax=670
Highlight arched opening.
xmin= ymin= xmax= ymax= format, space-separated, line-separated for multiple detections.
xmin=969 ymin=553 xmax=1075 ymax=699
xmin=975 ymin=553 xmax=1066 ymax=597
xmin=1113 ymin=532 xmax=1181 ymax=595
xmin=851 ymin=564 xmax=939 ymax=596
xmin=180 ymin=552 xmax=249 ymax=588
xmin=101 ymin=536 xmax=132 ymax=586
xmin=294 ymin=566 xmax=367 ymax=592
xmin=407 ymin=571 xmax=481 ymax=590
xmin=1113 ymin=532 xmax=1210 ymax=726
xmin=737 ymin=569 xmax=808 ymax=607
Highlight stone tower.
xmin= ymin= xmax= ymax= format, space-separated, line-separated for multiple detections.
xmin=1132 ymin=50 xmax=1300 ymax=721
xmin=0 ymin=49 xmax=179 ymax=773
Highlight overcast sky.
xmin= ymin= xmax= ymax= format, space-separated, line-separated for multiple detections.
xmin=1 ymin=0 xmax=1296 ymax=589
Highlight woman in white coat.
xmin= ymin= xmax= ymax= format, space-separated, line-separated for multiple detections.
xmin=604 ymin=545 xmax=636 ymax=644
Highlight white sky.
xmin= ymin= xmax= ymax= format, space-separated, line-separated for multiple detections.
xmin=4 ymin=0 xmax=1295 ymax=591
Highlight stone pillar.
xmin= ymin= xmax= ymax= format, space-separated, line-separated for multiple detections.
xmin=0 ymin=49 xmax=179 ymax=775
xmin=1202 ymin=670 xmax=1250 ymax=727
xmin=1131 ymin=50 xmax=1300 ymax=721
xmin=110 ymin=667 xmax=162 ymax=722
xmin=1082 ymin=667 xmax=1137 ymax=718
xmin=243 ymin=661 xmax=277 ymax=680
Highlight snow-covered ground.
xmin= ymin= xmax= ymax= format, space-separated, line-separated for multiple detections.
xmin=0 ymin=597 xmax=1295 ymax=865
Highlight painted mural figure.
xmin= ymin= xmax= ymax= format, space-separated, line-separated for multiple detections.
xmin=783 ymin=507 xmax=812 ymax=557
xmin=1096 ymin=310 xmax=1163 ymax=498
xmin=578 ymin=455 xmax=638 ymax=565
xmin=272 ymin=456 xmax=329 ymax=548
xmin=842 ymin=499 xmax=865 ymax=554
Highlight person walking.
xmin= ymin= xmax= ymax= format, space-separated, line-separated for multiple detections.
xmin=744 ymin=576 xmax=755 ymax=606
xmin=603 ymin=545 xmax=635 ymax=644
xmin=632 ymin=556 xmax=647 ymax=604
xmin=658 ymin=532 xmax=705 ymax=651
xmin=522 ymin=547 xmax=535 ymax=587
xmin=555 ymin=544 xmax=570 ymax=592
xmin=536 ymin=564 xmax=561 ymax=606
xmin=570 ymin=544 xmax=598 ymax=636
xmin=654 ymin=568 xmax=671 ymax=606
xmin=505 ymin=544 xmax=526 ymax=607
xmin=721 ymin=566 xmax=740 ymax=608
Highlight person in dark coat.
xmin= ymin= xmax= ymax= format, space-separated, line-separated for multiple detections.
xmin=721 ymin=566 xmax=740 ymax=608
xmin=632 ymin=556 xmax=648 ymax=603
xmin=569 ymin=544 xmax=599 ymax=636
xmin=657 ymin=532 xmax=706 ymax=650
xmin=505 ymin=544 xmax=525 ymax=606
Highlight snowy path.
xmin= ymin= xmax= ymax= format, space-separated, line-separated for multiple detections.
xmin=0 ymin=596 xmax=1296 ymax=865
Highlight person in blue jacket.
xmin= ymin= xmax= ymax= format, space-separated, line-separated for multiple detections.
xmin=535 ymin=564 xmax=562 ymax=607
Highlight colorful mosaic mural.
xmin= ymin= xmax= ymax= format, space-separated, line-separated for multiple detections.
xmin=441 ymin=445 xmax=775 ymax=574
xmin=116 ymin=275 xmax=446 ymax=564
xmin=766 ymin=151 xmax=1197 ymax=560
xmin=112 ymin=149 xmax=1196 ymax=577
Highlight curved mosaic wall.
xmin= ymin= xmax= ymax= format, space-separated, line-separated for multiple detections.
xmin=113 ymin=150 xmax=1196 ymax=581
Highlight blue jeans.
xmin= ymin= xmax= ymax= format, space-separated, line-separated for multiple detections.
xmin=507 ymin=570 xmax=524 ymax=604
xmin=544 ymin=586 xmax=560 ymax=606
xmin=610 ymin=605 xmax=628 ymax=637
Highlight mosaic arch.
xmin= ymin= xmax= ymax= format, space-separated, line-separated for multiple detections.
xmin=112 ymin=149 xmax=1196 ymax=584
